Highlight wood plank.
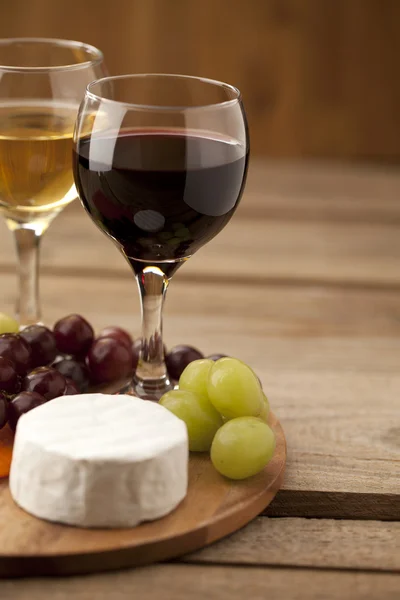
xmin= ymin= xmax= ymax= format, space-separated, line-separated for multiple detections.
xmin=1 ymin=564 xmax=399 ymax=600
xmin=267 ymin=491 xmax=400 ymax=521
xmin=1 ymin=163 xmax=400 ymax=287
xmin=184 ymin=517 xmax=400 ymax=572
xmin=245 ymin=161 xmax=400 ymax=223
xmin=0 ymin=273 xmax=399 ymax=517
xmin=2 ymin=273 xmax=400 ymax=354
xmin=37 ymin=216 xmax=400 ymax=287
xmin=2 ymin=1 xmax=400 ymax=160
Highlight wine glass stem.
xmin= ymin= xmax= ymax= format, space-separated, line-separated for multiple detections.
xmin=12 ymin=226 xmax=42 ymax=326
xmin=131 ymin=265 xmax=173 ymax=400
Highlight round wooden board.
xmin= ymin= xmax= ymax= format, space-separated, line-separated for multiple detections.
xmin=0 ymin=412 xmax=286 ymax=577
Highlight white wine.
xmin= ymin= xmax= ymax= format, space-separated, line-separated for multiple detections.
xmin=0 ymin=101 xmax=79 ymax=224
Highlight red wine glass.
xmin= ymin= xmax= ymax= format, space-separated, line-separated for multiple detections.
xmin=73 ymin=74 xmax=249 ymax=400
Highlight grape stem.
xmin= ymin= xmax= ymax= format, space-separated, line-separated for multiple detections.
xmin=11 ymin=225 xmax=43 ymax=327
xmin=130 ymin=265 xmax=173 ymax=400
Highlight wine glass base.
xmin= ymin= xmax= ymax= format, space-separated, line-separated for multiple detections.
xmin=121 ymin=375 xmax=174 ymax=401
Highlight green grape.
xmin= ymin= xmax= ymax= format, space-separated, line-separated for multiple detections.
xmin=211 ymin=417 xmax=276 ymax=480
xmin=158 ymin=231 xmax=173 ymax=241
xmin=207 ymin=357 xmax=263 ymax=420
xmin=258 ymin=393 xmax=270 ymax=422
xmin=166 ymin=237 xmax=181 ymax=246
xmin=160 ymin=389 xmax=223 ymax=452
xmin=175 ymin=227 xmax=190 ymax=239
xmin=172 ymin=222 xmax=185 ymax=231
xmin=179 ymin=358 xmax=214 ymax=397
xmin=0 ymin=312 xmax=19 ymax=334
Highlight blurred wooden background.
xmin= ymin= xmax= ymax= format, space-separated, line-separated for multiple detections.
xmin=1 ymin=0 xmax=400 ymax=161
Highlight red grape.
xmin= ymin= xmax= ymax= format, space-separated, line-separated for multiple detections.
xmin=23 ymin=367 xmax=67 ymax=401
xmin=0 ymin=356 xmax=20 ymax=394
xmin=53 ymin=314 xmax=94 ymax=356
xmin=64 ymin=377 xmax=80 ymax=395
xmin=0 ymin=392 xmax=9 ymax=429
xmin=87 ymin=337 xmax=133 ymax=383
xmin=207 ymin=353 xmax=228 ymax=361
xmin=8 ymin=391 xmax=47 ymax=431
xmin=0 ymin=334 xmax=32 ymax=375
xmin=20 ymin=325 xmax=57 ymax=368
xmin=98 ymin=326 xmax=133 ymax=349
xmin=53 ymin=358 xmax=90 ymax=392
xmin=165 ymin=345 xmax=203 ymax=380
xmin=132 ymin=338 xmax=142 ymax=371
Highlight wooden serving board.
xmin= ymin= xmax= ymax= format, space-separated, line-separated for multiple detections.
xmin=0 ymin=412 xmax=286 ymax=577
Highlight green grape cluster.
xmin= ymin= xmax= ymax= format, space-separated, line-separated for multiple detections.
xmin=160 ymin=357 xmax=275 ymax=480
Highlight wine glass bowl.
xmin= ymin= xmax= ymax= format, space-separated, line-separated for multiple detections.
xmin=0 ymin=38 xmax=106 ymax=325
xmin=73 ymin=74 xmax=249 ymax=400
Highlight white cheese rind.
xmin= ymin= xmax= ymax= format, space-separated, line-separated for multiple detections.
xmin=9 ymin=394 xmax=188 ymax=528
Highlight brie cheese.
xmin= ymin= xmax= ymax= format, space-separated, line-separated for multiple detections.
xmin=9 ymin=393 xmax=188 ymax=528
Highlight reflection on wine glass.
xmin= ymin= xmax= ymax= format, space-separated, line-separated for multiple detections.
xmin=73 ymin=74 xmax=249 ymax=400
xmin=0 ymin=38 xmax=106 ymax=326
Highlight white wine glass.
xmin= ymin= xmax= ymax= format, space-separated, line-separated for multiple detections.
xmin=0 ymin=38 xmax=106 ymax=326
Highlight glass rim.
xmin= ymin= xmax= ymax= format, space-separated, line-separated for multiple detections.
xmin=85 ymin=73 xmax=242 ymax=111
xmin=0 ymin=37 xmax=104 ymax=73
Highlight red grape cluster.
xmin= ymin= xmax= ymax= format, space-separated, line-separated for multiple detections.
xmin=0 ymin=313 xmax=226 ymax=432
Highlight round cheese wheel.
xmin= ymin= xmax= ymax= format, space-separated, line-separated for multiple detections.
xmin=9 ymin=394 xmax=188 ymax=528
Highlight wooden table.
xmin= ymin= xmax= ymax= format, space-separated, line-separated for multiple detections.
xmin=0 ymin=160 xmax=399 ymax=599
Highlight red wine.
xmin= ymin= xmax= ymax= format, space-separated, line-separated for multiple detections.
xmin=74 ymin=130 xmax=248 ymax=275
